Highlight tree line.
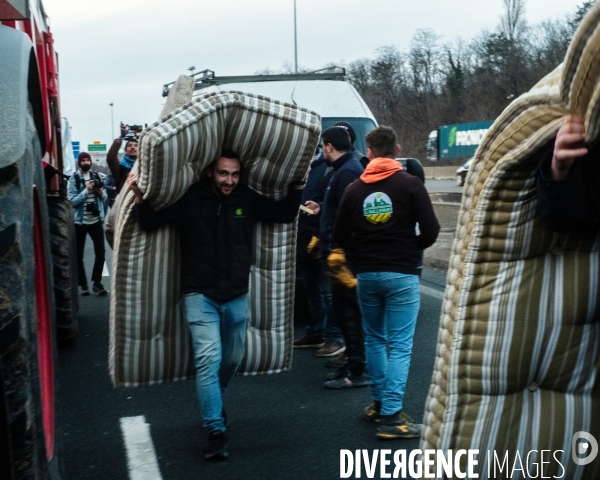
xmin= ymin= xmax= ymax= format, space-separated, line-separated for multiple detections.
xmin=345 ymin=0 xmax=594 ymax=163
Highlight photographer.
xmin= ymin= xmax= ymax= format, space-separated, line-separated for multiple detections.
xmin=68 ymin=152 xmax=108 ymax=296
xmin=107 ymin=122 xmax=140 ymax=193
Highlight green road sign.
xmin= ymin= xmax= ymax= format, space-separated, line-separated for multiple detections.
xmin=88 ymin=144 xmax=107 ymax=151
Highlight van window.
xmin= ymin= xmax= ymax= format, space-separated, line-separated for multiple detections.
xmin=321 ymin=117 xmax=377 ymax=157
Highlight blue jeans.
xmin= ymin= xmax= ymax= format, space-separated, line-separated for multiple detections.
xmin=357 ymin=272 xmax=420 ymax=415
xmin=185 ymin=293 xmax=248 ymax=433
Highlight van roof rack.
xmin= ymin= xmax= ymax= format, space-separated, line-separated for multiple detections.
xmin=162 ymin=67 xmax=346 ymax=97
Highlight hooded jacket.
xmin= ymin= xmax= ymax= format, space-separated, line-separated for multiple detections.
xmin=333 ymin=158 xmax=440 ymax=275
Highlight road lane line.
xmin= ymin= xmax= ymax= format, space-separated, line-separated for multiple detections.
xmin=120 ymin=416 xmax=163 ymax=480
xmin=420 ymin=284 xmax=444 ymax=300
xmin=102 ymin=261 xmax=110 ymax=277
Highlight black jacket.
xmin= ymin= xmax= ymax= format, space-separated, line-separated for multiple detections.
xmin=297 ymin=155 xmax=329 ymax=259
xmin=537 ymin=142 xmax=600 ymax=232
xmin=333 ymin=170 xmax=439 ymax=275
xmin=135 ymin=178 xmax=302 ymax=301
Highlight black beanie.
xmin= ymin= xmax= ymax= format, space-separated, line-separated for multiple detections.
xmin=333 ymin=121 xmax=356 ymax=145
xmin=77 ymin=152 xmax=91 ymax=164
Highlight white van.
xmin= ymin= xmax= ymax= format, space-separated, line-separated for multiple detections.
xmin=162 ymin=68 xmax=378 ymax=155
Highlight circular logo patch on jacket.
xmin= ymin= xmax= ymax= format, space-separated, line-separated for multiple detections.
xmin=363 ymin=192 xmax=393 ymax=224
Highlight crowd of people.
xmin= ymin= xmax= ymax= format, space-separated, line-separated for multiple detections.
xmin=67 ymin=113 xmax=597 ymax=462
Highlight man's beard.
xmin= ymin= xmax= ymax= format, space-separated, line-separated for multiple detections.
xmin=80 ymin=164 xmax=91 ymax=172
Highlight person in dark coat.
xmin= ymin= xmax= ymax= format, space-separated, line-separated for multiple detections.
xmin=293 ymin=148 xmax=345 ymax=357
xmin=333 ymin=126 xmax=439 ymax=439
xmin=304 ymin=126 xmax=369 ymax=389
xmin=107 ymin=123 xmax=138 ymax=193
xmin=537 ymin=114 xmax=600 ymax=231
xmin=127 ymin=151 xmax=304 ymax=461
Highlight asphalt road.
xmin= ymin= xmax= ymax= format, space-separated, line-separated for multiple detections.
xmin=56 ymin=240 xmax=448 ymax=480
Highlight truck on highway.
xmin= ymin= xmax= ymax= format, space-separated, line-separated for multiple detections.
xmin=162 ymin=67 xmax=378 ymax=156
xmin=1 ymin=0 xmax=76 ymax=477
xmin=425 ymin=120 xmax=493 ymax=162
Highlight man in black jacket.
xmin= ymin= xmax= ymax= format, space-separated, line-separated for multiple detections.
xmin=537 ymin=114 xmax=600 ymax=231
xmin=127 ymin=151 xmax=303 ymax=461
xmin=333 ymin=126 xmax=439 ymax=439
xmin=305 ymin=127 xmax=369 ymax=389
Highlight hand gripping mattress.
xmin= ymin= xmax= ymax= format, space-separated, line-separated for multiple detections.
xmin=421 ymin=5 xmax=600 ymax=479
xmin=108 ymin=91 xmax=320 ymax=387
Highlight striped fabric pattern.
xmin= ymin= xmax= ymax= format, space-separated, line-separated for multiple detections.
xmin=421 ymin=5 xmax=600 ymax=478
xmin=109 ymin=91 xmax=320 ymax=387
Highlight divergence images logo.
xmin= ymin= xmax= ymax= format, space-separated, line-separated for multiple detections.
xmin=363 ymin=192 xmax=393 ymax=224
xmin=572 ymin=432 xmax=598 ymax=466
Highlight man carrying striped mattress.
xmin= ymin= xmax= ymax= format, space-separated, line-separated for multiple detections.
xmin=127 ymin=150 xmax=305 ymax=461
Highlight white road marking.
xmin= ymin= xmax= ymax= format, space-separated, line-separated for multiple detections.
xmin=420 ymin=284 xmax=444 ymax=300
xmin=120 ymin=416 xmax=163 ymax=480
xmin=102 ymin=261 xmax=110 ymax=278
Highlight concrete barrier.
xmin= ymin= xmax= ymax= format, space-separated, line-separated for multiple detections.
xmin=423 ymin=192 xmax=462 ymax=270
xmin=423 ymin=166 xmax=457 ymax=179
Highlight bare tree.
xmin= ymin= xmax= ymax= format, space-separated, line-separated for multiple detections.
xmin=501 ymin=0 xmax=526 ymax=41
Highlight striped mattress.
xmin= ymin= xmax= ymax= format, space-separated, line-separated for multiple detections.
xmin=109 ymin=91 xmax=321 ymax=387
xmin=421 ymin=5 xmax=600 ymax=479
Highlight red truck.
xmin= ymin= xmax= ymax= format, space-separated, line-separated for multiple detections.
xmin=1 ymin=0 xmax=77 ymax=477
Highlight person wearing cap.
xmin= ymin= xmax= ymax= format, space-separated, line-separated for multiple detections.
xmin=333 ymin=121 xmax=370 ymax=169
xmin=333 ymin=126 xmax=439 ymax=438
xmin=67 ymin=152 xmax=109 ymax=296
xmin=304 ymin=126 xmax=369 ymax=389
xmin=294 ymin=147 xmax=345 ymax=357
xmin=107 ymin=122 xmax=138 ymax=193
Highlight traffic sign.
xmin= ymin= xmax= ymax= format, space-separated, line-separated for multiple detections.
xmin=88 ymin=144 xmax=107 ymax=152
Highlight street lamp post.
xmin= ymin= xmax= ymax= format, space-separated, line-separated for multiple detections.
xmin=109 ymin=102 xmax=114 ymax=140
xmin=188 ymin=66 xmax=195 ymax=76
xmin=294 ymin=0 xmax=298 ymax=74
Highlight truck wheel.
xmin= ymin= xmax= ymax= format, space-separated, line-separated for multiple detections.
xmin=0 ymin=108 xmax=64 ymax=479
xmin=47 ymin=196 xmax=79 ymax=344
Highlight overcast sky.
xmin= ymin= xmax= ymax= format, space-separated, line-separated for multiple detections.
xmin=41 ymin=0 xmax=584 ymax=150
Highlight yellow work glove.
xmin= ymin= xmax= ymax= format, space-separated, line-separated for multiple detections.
xmin=327 ymin=248 xmax=357 ymax=289
xmin=307 ymin=236 xmax=321 ymax=259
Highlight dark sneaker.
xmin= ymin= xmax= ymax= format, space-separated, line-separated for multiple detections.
xmin=93 ymin=282 xmax=108 ymax=296
xmin=362 ymin=401 xmax=381 ymax=423
xmin=316 ymin=341 xmax=346 ymax=357
xmin=80 ymin=286 xmax=90 ymax=296
xmin=324 ymin=352 xmax=347 ymax=368
xmin=293 ymin=336 xmax=325 ymax=348
xmin=205 ymin=432 xmax=229 ymax=461
xmin=323 ymin=372 xmax=369 ymax=389
xmin=377 ymin=411 xmax=422 ymax=439
xmin=326 ymin=366 xmax=348 ymax=381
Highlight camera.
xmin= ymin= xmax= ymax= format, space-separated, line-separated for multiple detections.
xmin=93 ymin=179 xmax=103 ymax=189
xmin=85 ymin=202 xmax=100 ymax=217
xmin=122 ymin=124 xmax=143 ymax=142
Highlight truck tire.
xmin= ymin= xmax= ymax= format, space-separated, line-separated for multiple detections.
xmin=47 ymin=196 xmax=79 ymax=344
xmin=0 ymin=107 xmax=64 ymax=479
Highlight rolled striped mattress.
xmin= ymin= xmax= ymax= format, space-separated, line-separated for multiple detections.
xmin=109 ymin=91 xmax=321 ymax=387
xmin=421 ymin=5 xmax=600 ymax=479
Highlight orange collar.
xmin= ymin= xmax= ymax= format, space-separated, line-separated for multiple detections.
xmin=360 ymin=158 xmax=402 ymax=183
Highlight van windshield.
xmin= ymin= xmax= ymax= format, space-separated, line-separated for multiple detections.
xmin=321 ymin=117 xmax=377 ymax=157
